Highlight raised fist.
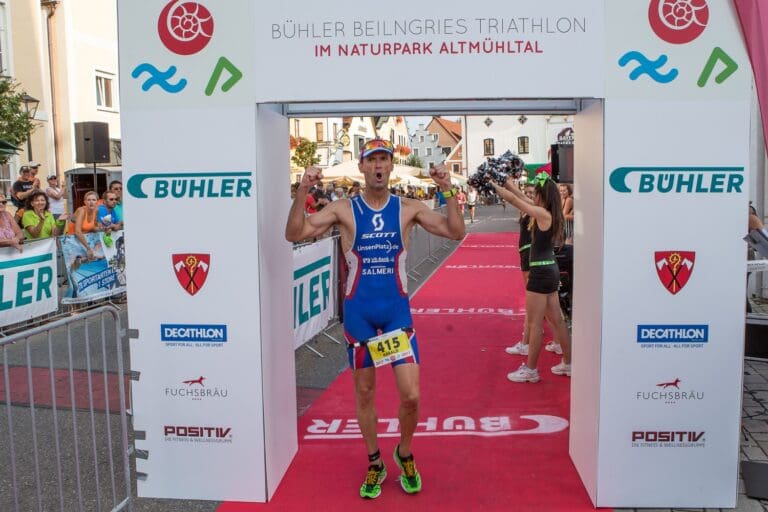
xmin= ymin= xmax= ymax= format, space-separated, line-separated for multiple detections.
xmin=301 ymin=166 xmax=324 ymax=189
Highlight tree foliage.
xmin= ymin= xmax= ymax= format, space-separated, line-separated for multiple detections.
xmin=405 ymin=154 xmax=424 ymax=169
xmin=291 ymin=138 xmax=320 ymax=168
xmin=0 ymin=79 xmax=37 ymax=164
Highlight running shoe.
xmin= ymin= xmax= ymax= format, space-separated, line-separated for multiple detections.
xmin=544 ymin=341 xmax=563 ymax=355
xmin=505 ymin=341 xmax=528 ymax=355
xmin=359 ymin=463 xmax=387 ymax=499
xmin=393 ymin=445 xmax=422 ymax=494
xmin=551 ymin=360 xmax=572 ymax=376
xmin=507 ymin=363 xmax=540 ymax=383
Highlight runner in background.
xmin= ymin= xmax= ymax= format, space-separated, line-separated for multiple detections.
xmin=285 ymin=138 xmax=465 ymax=499
xmin=467 ymin=186 xmax=478 ymax=223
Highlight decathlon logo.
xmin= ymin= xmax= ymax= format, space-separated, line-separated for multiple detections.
xmin=161 ymin=324 xmax=227 ymax=342
xmin=127 ymin=172 xmax=252 ymax=199
xmin=609 ymin=167 xmax=743 ymax=194
xmin=636 ymin=324 xmax=709 ymax=343
xmin=371 ymin=213 xmax=385 ymax=232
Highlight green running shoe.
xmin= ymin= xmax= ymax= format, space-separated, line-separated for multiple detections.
xmin=393 ymin=445 xmax=422 ymax=494
xmin=359 ymin=463 xmax=387 ymax=499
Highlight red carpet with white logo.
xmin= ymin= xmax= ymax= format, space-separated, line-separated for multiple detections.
xmin=219 ymin=232 xmax=604 ymax=512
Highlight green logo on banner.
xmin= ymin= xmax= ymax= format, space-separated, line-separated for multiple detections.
xmin=697 ymin=47 xmax=738 ymax=87
xmin=293 ymin=256 xmax=332 ymax=328
xmin=127 ymin=172 xmax=252 ymax=199
xmin=609 ymin=167 xmax=744 ymax=194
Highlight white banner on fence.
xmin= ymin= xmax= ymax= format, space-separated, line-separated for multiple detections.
xmin=293 ymin=237 xmax=336 ymax=349
xmin=0 ymin=239 xmax=58 ymax=327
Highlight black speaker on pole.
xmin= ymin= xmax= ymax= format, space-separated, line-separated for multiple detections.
xmin=550 ymin=143 xmax=574 ymax=184
xmin=74 ymin=122 xmax=110 ymax=163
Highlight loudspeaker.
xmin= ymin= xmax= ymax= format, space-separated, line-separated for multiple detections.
xmin=74 ymin=122 xmax=110 ymax=163
xmin=551 ymin=144 xmax=574 ymax=184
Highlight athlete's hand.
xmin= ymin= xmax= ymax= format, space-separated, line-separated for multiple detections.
xmin=301 ymin=166 xmax=324 ymax=191
xmin=430 ymin=163 xmax=451 ymax=190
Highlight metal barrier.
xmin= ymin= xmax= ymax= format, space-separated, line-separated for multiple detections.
xmin=0 ymin=306 xmax=133 ymax=512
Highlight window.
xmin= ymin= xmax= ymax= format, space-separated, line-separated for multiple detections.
xmin=332 ymin=123 xmax=338 ymax=139
xmin=483 ymin=138 xmax=495 ymax=156
xmin=442 ymin=147 xmax=451 ymax=156
xmin=0 ymin=2 xmax=7 ymax=75
xmin=413 ymin=148 xmax=419 ymax=157
xmin=452 ymin=163 xmax=460 ymax=173
xmin=433 ymin=134 xmax=438 ymax=141
xmin=293 ymin=119 xmax=300 ymax=137
xmin=426 ymin=148 xmax=432 ymax=157
xmin=315 ymin=122 xmax=324 ymax=142
xmin=419 ymin=135 xmax=424 ymax=143
xmin=96 ymin=72 xmax=115 ymax=109
xmin=0 ymin=163 xmax=10 ymax=199
xmin=518 ymin=136 xmax=530 ymax=154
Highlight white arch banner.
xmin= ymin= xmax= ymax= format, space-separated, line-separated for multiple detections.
xmin=118 ymin=0 xmax=751 ymax=506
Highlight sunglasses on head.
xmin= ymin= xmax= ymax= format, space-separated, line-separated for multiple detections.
xmin=362 ymin=139 xmax=394 ymax=152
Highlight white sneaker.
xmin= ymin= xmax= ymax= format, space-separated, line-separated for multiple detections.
xmin=505 ymin=341 xmax=529 ymax=355
xmin=544 ymin=341 xmax=563 ymax=355
xmin=507 ymin=363 xmax=540 ymax=383
xmin=551 ymin=360 xmax=572 ymax=376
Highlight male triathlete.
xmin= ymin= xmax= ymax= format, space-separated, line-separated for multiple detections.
xmin=285 ymin=138 xmax=465 ymax=499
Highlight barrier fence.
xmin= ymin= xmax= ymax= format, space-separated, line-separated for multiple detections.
xmin=0 ymin=305 xmax=133 ymax=512
xmin=1 ymin=232 xmax=127 ymax=335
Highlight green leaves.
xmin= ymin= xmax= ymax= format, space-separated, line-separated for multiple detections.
xmin=0 ymin=78 xmax=37 ymax=164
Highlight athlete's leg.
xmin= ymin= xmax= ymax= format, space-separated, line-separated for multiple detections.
xmin=545 ymin=291 xmax=571 ymax=364
xmin=353 ymin=367 xmax=380 ymax=456
xmin=392 ymin=362 xmax=420 ymax=457
xmin=524 ymin=290 xmax=547 ymax=370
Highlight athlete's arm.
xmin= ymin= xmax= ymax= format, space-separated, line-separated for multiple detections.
xmin=285 ymin=167 xmax=339 ymax=242
xmin=492 ymin=181 xmax=551 ymax=230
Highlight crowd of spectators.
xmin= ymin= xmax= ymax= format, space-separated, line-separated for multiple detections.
xmin=0 ymin=161 xmax=124 ymax=254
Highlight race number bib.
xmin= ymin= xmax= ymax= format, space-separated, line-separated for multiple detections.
xmin=367 ymin=328 xmax=413 ymax=368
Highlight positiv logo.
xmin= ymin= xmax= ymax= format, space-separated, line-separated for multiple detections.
xmin=158 ymin=0 xmax=214 ymax=55
xmin=610 ymin=167 xmax=743 ymax=194
xmin=164 ymin=425 xmax=233 ymax=444
xmin=631 ymin=430 xmax=706 ymax=448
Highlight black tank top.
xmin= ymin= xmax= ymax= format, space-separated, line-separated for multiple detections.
xmin=530 ymin=223 xmax=555 ymax=263
xmin=518 ymin=215 xmax=532 ymax=252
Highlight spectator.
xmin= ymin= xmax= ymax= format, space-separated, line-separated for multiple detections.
xmin=305 ymin=187 xmax=318 ymax=214
xmin=11 ymin=165 xmax=40 ymax=210
xmin=0 ymin=196 xmax=24 ymax=252
xmin=22 ymin=190 xmax=68 ymax=240
xmin=109 ymin=180 xmax=124 ymax=222
xmin=559 ymin=183 xmax=574 ymax=245
xmin=69 ymin=190 xmax=101 ymax=259
xmin=97 ymin=190 xmax=123 ymax=232
xmin=45 ymin=174 xmax=66 ymax=220
xmin=334 ymin=187 xmax=345 ymax=200
xmin=348 ymin=181 xmax=361 ymax=197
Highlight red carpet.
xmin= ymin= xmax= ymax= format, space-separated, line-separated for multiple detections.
xmin=219 ymin=233 xmax=604 ymax=512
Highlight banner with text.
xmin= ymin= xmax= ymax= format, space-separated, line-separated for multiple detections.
xmin=0 ymin=239 xmax=58 ymax=327
xmin=61 ymin=231 xmax=127 ymax=303
xmin=293 ymin=237 xmax=337 ymax=349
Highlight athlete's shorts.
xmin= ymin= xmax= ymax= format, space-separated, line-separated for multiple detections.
xmin=526 ymin=263 xmax=560 ymax=294
xmin=519 ymin=249 xmax=530 ymax=272
xmin=343 ymin=296 xmax=420 ymax=370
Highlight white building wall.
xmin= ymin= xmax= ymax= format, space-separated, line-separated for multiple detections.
xmin=465 ymin=115 xmax=574 ymax=173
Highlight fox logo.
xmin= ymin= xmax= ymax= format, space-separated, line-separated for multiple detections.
xmin=656 ymin=378 xmax=681 ymax=389
xmin=182 ymin=376 xmax=206 ymax=387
